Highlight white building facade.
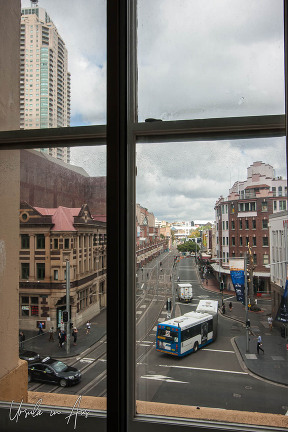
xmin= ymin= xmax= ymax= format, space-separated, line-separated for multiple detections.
xmin=269 ymin=211 xmax=288 ymax=319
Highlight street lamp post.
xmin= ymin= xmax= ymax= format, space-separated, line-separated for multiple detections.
xmin=63 ymin=254 xmax=71 ymax=355
xmin=244 ymin=252 xmax=249 ymax=352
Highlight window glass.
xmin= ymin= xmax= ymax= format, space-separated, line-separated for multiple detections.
xmin=18 ymin=0 xmax=107 ymax=132
xmin=137 ymin=0 xmax=284 ymax=122
xmin=135 ymin=136 xmax=287 ymax=423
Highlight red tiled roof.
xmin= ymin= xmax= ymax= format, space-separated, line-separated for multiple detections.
xmin=34 ymin=206 xmax=81 ymax=231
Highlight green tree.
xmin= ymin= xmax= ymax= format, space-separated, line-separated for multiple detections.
xmin=177 ymin=240 xmax=199 ymax=253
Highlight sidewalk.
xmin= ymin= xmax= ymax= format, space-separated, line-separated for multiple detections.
xmin=20 ymin=308 xmax=106 ymax=359
xmin=202 ymin=275 xmax=288 ymax=386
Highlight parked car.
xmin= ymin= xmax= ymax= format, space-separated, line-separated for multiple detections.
xmin=19 ymin=349 xmax=40 ymax=363
xmin=28 ymin=356 xmax=81 ymax=387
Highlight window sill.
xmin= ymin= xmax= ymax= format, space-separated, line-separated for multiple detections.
xmin=136 ymin=401 xmax=288 ymax=429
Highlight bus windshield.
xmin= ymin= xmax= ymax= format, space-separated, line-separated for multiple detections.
xmin=157 ymin=328 xmax=179 ymax=342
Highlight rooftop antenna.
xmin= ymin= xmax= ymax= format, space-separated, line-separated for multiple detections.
xmin=31 ymin=0 xmax=39 ymax=7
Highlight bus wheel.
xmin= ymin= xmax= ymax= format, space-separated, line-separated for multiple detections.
xmin=193 ymin=342 xmax=199 ymax=352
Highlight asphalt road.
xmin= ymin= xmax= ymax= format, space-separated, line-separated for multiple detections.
xmin=29 ymin=250 xmax=288 ymax=415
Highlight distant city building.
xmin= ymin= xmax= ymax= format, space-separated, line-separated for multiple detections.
xmin=136 ymin=205 xmax=166 ymax=268
xmin=20 ymin=3 xmax=71 ymax=162
xmin=19 ymin=202 xmax=106 ymax=331
xmin=269 ymin=211 xmax=288 ymax=319
xmin=213 ymin=161 xmax=287 ymax=294
xmin=170 ymin=221 xmax=194 ymax=239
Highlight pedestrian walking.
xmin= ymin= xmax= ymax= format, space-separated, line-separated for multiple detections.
xmin=206 ymin=278 xmax=208 ymax=285
xmin=229 ymin=302 xmax=232 ymax=312
xmin=49 ymin=326 xmax=54 ymax=342
xmin=19 ymin=331 xmax=25 ymax=349
xmin=60 ymin=330 xmax=66 ymax=347
xmin=177 ymin=276 xmax=180 ymax=282
xmin=268 ymin=315 xmax=273 ymax=330
xmin=38 ymin=321 xmax=44 ymax=335
xmin=58 ymin=329 xmax=62 ymax=347
xmin=72 ymin=327 xmax=78 ymax=345
xmin=86 ymin=321 xmax=91 ymax=334
xmin=257 ymin=340 xmax=264 ymax=354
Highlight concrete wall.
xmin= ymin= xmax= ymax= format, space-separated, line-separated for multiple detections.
xmin=0 ymin=0 xmax=28 ymax=403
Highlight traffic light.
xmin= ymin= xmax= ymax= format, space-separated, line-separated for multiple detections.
xmin=63 ymin=310 xmax=69 ymax=322
xmin=220 ymin=281 xmax=224 ymax=291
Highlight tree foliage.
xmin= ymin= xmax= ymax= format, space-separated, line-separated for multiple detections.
xmin=177 ymin=240 xmax=199 ymax=253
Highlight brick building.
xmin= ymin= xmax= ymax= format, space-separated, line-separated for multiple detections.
xmin=136 ymin=204 xmax=166 ymax=268
xmin=19 ymin=202 xmax=106 ymax=331
xmin=214 ymin=162 xmax=287 ymax=294
xmin=20 ymin=149 xmax=106 ymax=215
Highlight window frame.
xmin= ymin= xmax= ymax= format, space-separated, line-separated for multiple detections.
xmin=0 ymin=1 xmax=288 ymax=432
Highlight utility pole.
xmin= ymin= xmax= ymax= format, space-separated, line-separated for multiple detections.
xmin=244 ymin=252 xmax=249 ymax=352
xmin=63 ymin=253 xmax=71 ymax=356
xmin=247 ymin=242 xmax=258 ymax=310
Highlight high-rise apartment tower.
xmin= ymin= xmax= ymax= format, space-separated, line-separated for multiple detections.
xmin=20 ymin=2 xmax=71 ymax=163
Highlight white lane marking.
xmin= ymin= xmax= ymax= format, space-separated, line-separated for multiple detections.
xmin=140 ymin=304 xmax=147 ymax=308
xmin=141 ymin=283 xmax=144 ymax=289
xmin=136 ymin=311 xmax=142 ymax=315
xmin=141 ymin=374 xmax=188 ymax=384
xmin=140 ymin=343 xmax=151 ymax=347
xmin=159 ymin=364 xmax=248 ymax=375
xmin=80 ymin=358 xmax=95 ymax=364
xmin=202 ymin=348 xmax=235 ymax=353
xmin=137 ymin=340 xmax=153 ymax=344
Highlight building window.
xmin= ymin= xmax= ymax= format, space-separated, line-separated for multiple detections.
xmin=239 ymin=237 xmax=243 ymax=246
xmin=252 ymin=237 xmax=256 ymax=246
xmin=226 ymin=221 xmax=228 ymax=230
xmin=252 ymin=219 xmax=256 ymax=229
xmin=278 ymin=186 xmax=282 ymax=196
xmin=274 ymin=200 xmax=277 ymax=210
xmin=231 ymin=220 xmax=235 ymax=230
xmin=263 ymin=254 xmax=269 ymax=265
xmin=245 ymin=219 xmax=249 ymax=229
xmin=21 ymin=263 xmax=29 ymax=279
xmin=21 ymin=296 xmax=39 ymax=317
xmin=263 ymin=237 xmax=269 ymax=247
xmin=261 ymin=201 xmax=268 ymax=212
xmin=21 ymin=234 xmax=30 ymax=249
xmin=253 ymin=254 xmax=257 ymax=265
xmin=262 ymin=219 xmax=268 ymax=229
xmin=36 ymin=233 xmax=45 ymax=249
xmin=64 ymin=238 xmax=70 ymax=249
xmin=239 ymin=219 xmax=242 ymax=230
xmin=36 ymin=263 xmax=45 ymax=280
xmin=246 ymin=236 xmax=249 ymax=246
xmin=54 ymin=269 xmax=58 ymax=280
xmin=279 ymin=200 xmax=287 ymax=210
xmin=231 ymin=237 xmax=235 ymax=246
xmin=272 ymin=186 xmax=276 ymax=196
xmin=53 ymin=238 xmax=58 ymax=249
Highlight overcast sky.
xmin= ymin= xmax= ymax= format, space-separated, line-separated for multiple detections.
xmin=21 ymin=0 xmax=286 ymax=223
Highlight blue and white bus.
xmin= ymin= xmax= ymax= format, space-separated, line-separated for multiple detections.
xmin=156 ymin=300 xmax=218 ymax=357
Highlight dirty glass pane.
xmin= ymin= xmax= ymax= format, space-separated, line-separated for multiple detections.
xmin=19 ymin=0 xmax=106 ymax=132
xmin=137 ymin=0 xmax=284 ymax=122
xmin=135 ymin=136 xmax=288 ymax=427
